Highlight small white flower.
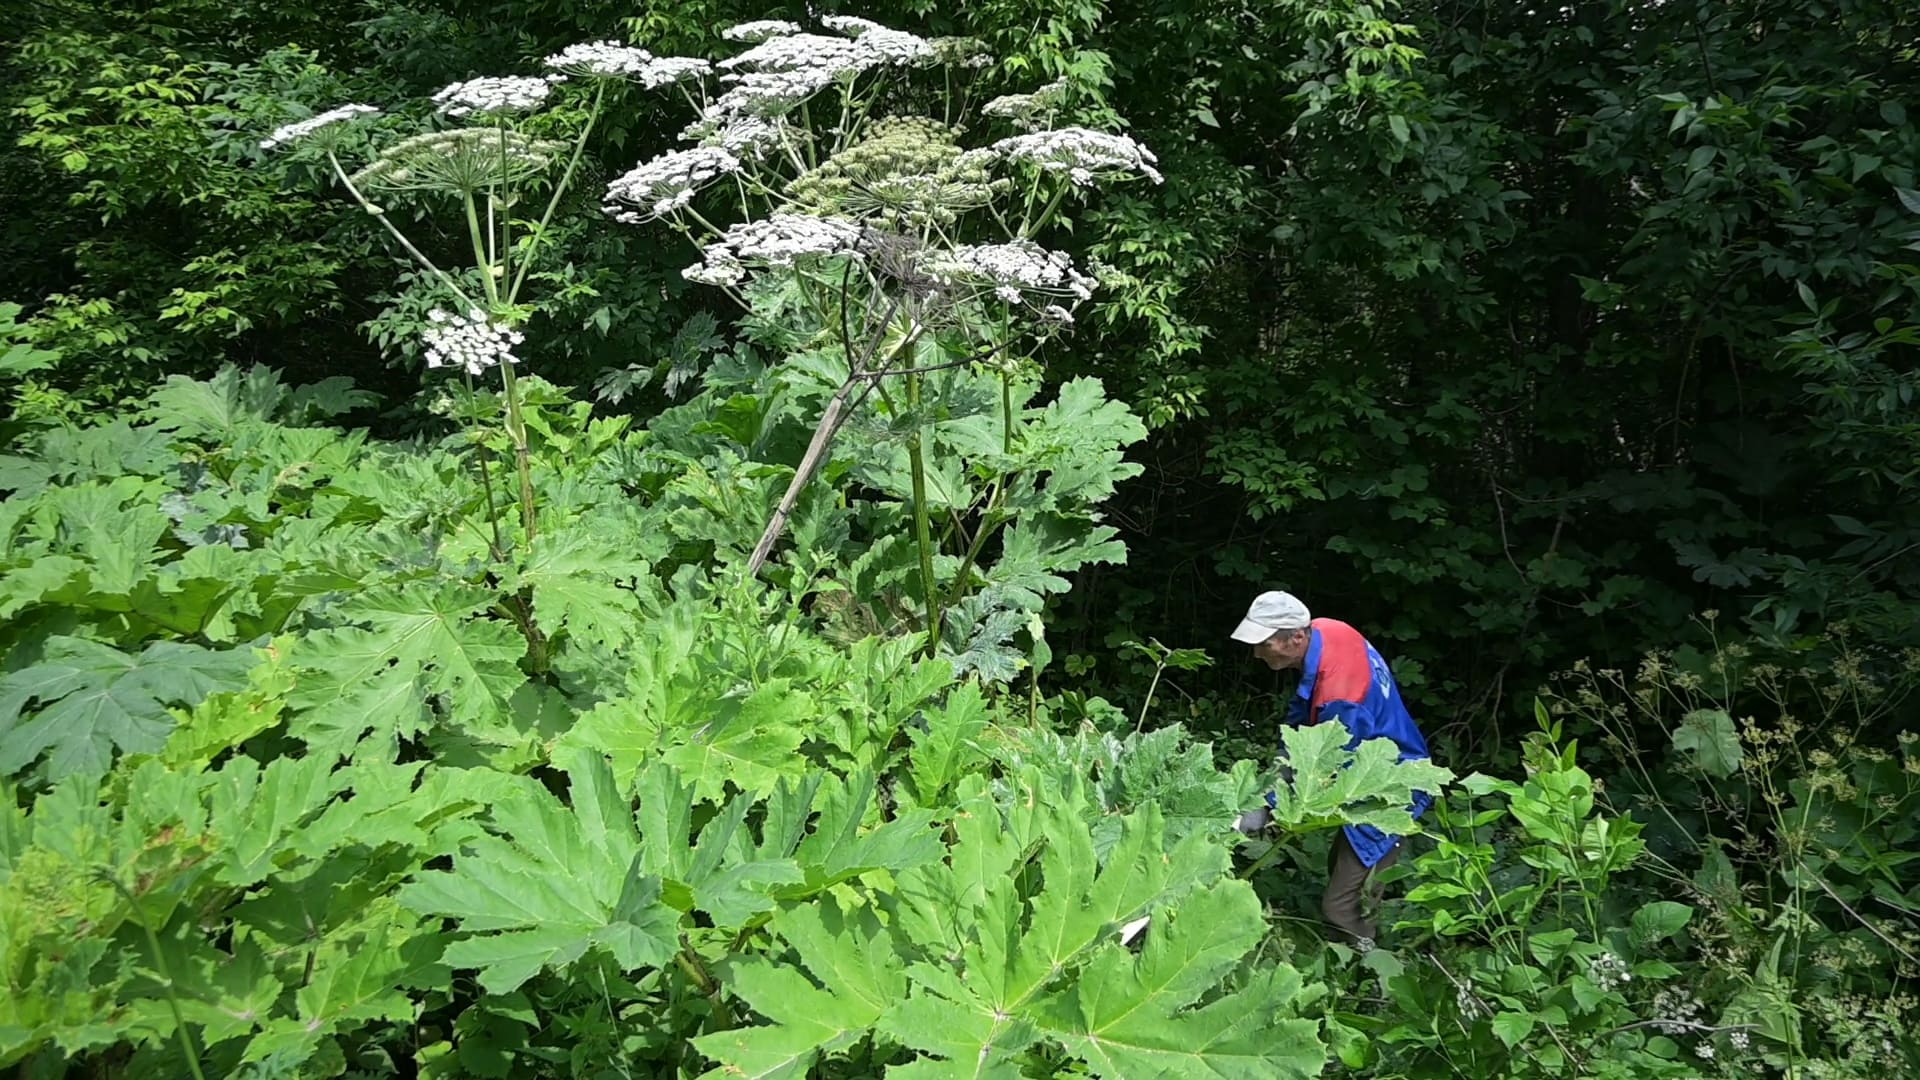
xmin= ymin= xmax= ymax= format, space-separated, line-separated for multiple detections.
xmin=1696 ymin=1043 xmax=1715 ymax=1060
xmin=1728 ymin=1030 xmax=1750 ymax=1051
xmin=544 ymin=41 xmax=653 ymax=77
xmin=1587 ymin=951 xmax=1630 ymax=993
xmin=433 ymin=76 xmax=562 ymax=118
xmin=1040 ymin=304 xmax=1074 ymax=324
xmin=680 ymin=213 xmax=865 ymax=288
xmin=722 ymin=19 xmax=801 ymax=42
xmin=991 ymin=126 xmax=1163 ymax=185
xmin=260 ymin=104 xmax=378 ymax=150
xmin=422 ymin=308 xmax=523 ymax=376
xmin=603 ymin=147 xmax=742 ymax=223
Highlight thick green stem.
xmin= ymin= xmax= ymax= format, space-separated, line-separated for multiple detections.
xmin=907 ymin=368 xmax=941 ymax=656
xmin=326 ymin=151 xmax=476 ymax=309
xmin=465 ymin=193 xmax=536 ymax=542
xmin=101 ymin=873 xmax=207 ymax=1080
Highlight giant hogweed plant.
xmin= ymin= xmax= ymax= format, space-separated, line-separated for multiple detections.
xmin=590 ymin=15 xmax=1158 ymax=658
xmin=259 ymin=14 xmax=1157 ymax=672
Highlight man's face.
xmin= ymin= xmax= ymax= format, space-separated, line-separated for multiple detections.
xmin=1253 ymin=628 xmax=1309 ymax=670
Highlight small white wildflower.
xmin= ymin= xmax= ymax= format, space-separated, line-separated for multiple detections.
xmin=433 ymin=76 xmax=562 ymax=118
xmin=991 ymin=126 xmax=1163 ymax=185
xmin=1040 ymin=304 xmax=1074 ymax=325
xmin=603 ymin=147 xmax=742 ymax=223
xmin=722 ymin=19 xmax=801 ymax=42
xmin=422 ymin=308 xmax=523 ymax=376
xmin=260 ymin=104 xmax=378 ymax=150
xmin=1587 ymin=951 xmax=1630 ymax=993
xmin=544 ymin=41 xmax=653 ymax=78
xmin=1728 ymin=1030 xmax=1750 ymax=1051
xmin=1696 ymin=1043 xmax=1715 ymax=1061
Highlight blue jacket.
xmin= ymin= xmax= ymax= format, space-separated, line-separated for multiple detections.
xmin=1270 ymin=618 xmax=1433 ymax=867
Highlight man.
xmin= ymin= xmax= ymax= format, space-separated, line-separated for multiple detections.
xmin=1229 ymin=590 xmax=1433 ymax=948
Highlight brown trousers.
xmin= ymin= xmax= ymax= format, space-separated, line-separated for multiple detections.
xmin=1323 ymin=831 xmax=1400 ymax=943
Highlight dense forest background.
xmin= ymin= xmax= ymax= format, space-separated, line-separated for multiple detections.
xmin=7 ymin=0 xmax=1916 ymax=757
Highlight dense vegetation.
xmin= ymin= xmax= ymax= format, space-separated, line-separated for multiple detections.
xmin=1 ymin=1 xmax=1915 ymax=1077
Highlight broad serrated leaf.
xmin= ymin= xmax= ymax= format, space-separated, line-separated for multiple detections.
xmin=0 ymin=636 xmax=254 ymax=779
xmin=511 ymin=525 xmax=653 ymax=651
xmin=398 ymin=750 xmax=676 ymax=993
xmin=1672 ymin=708 xmax=1742 ymax=778
xmin=693 ymin=900 xmax=906 ymax=1080
xmin=1269 ymin=720 xmax=1453 ymax=834
xmin=290 ymin=583 xmax=523 ymax=755
xmin=660 ymin=680 xmax=813 ymax=800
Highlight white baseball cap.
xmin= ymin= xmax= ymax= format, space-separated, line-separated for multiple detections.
xmin=1229 ymin=590 xmax=1311 ymax=644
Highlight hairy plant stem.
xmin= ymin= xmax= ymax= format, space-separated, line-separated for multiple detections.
xmin=326 ymin=151 xmax=477 ymax=309
xmin=905 ymin=348 xmax=941 ymax=656
xmin=465 ymin=192 xmax=538 ymax=544
xmin=100 ymin=871 xmax=207 ymax=1080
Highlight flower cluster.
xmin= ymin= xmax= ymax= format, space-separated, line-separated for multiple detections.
xmin=990 ymin=127 xmax=1163 ymax=185
xmin=1651 ymin=987 xmax=1706 ymax=1035
xmin=681 ymin=115 xmax=794 ymax=160
xmin=786 ymin=117 xmax=999 ymax=226
xmin=543 ymin=41 xmax=653 ymax=78
xmin=635 ymin=56 xmax=713 ymax=88
xmin=683 ymin=213 xmax=866 ymax=286
xmin=722 ymin=19 xmax=800 ymax=42
xmin=432 ymin=76 xmax=562 ymax=118
xmin=983 ymin=79 xmax=1070 ymax=131
xmin=1586 ymin=951 xmax=1631 ymax=992
xmin=260 ymin=104 xmax=378 ymax=150
xmin=603 ymin=147 xmax=742 ymax=223
xmin=921 ymin=239 xmax=1097 ymax=305
xmin=422 ymin=308 xmax=523 ymax=375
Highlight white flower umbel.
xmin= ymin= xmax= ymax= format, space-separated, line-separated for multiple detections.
xmin=991 ymin=127 xmax=1164 ymax=185
xmin=260 ymin=104 xmax=378 ymax=150
xmin=719 ymin=32 xmax=872 ymax=76
xmin=682 ymin=213 xmax=865 ymax=288
xmin=635 ymin=56 xmax=713 ymax=88
xmin=923 ymin=239 xmax=1098 ymax=304
xmin=423 ymin=308 xmax=524 ymax=376
xmin=604 ymin=147 xmax=742 ymax=223
xmin=544 ymin=41 xmax=653 ymax=78
xmin=433 ymin=76 xmax=562 ymax=118
xmin=720 ymin=213 xmax=865 ymax=266
xmin=722 ymin=19 xmax=801 ymax=43
xmin=703 ymin=68 xmax=842 ymax=123
xmin=680 ymin=115 xmax=792 ymax=160
xmin=983 ymin=78 xmax=1069 ymax=131
xmin=820 ymin=14 xmax=884 ymax=34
